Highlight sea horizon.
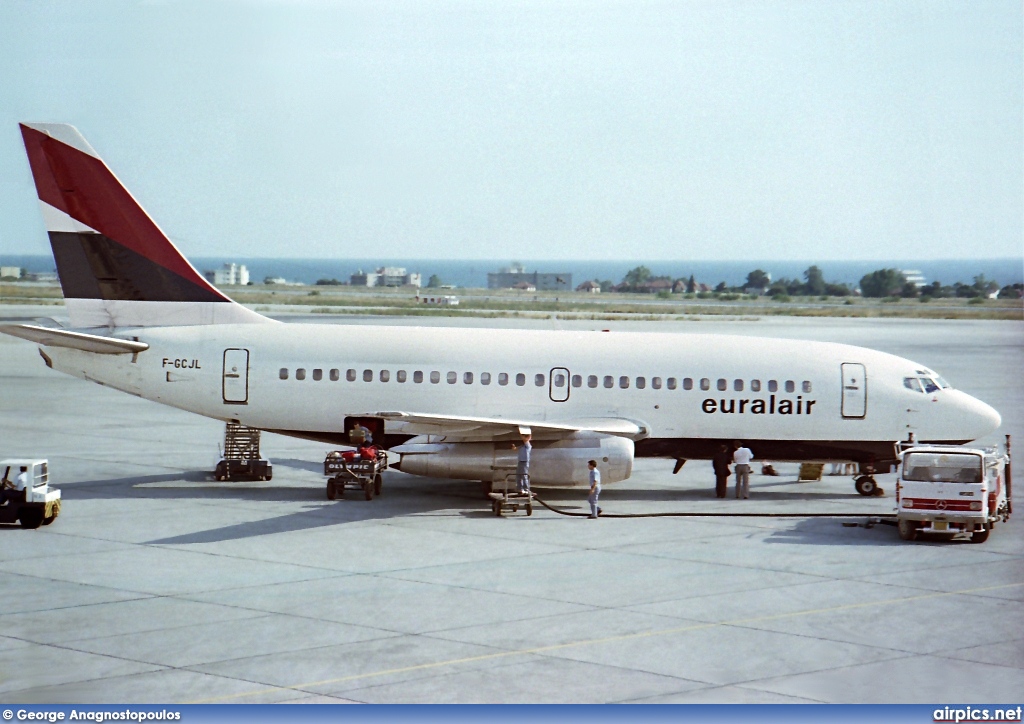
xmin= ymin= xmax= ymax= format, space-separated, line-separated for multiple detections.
xmin=3 ymin=254 xmax=1022 ymax=290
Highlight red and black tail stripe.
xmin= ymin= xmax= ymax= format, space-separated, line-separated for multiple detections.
xmin=20 ymin=123 xmax=230 ymax=304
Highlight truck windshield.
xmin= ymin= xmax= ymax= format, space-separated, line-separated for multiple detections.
xmin=903 ymin=452 xmax=982 ymax=483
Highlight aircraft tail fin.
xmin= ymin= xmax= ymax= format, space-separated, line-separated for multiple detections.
xmin=19 ymin=123 xmax=271 ymax=329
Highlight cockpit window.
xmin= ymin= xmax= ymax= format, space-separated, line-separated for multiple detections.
xmin=935 ymin=376 xmax=952 ymax=389
xmin=921 ymin=378 xmax=940 ymax=393
xmin=903 ymin=452 xmax=982 ymax=483
xmin=903 ymin=377 xmax=923 ymax=393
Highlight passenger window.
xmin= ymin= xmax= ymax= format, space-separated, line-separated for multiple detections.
xmin=296 ymin=368 xmax=306 ymax=381
xmin=414 ymin=371 xmax=423 ymax=383
xmin=330 ymin=369 xmax=340 ymax=382
xmin=733 ymin=379 xmax=743 ymax=391
xmin=604 ymin=376 xmax=614 ymax=388
xmin=571 ymin=375 xmax=582 ymax=388
xmin=785 ymin=380 xmax=795 ymax=393
xmin=535 ymin=374 xmax=545 ymax=387
xmin=717 ymin=378 xmax=727 ymax=391
xmin=499 ymin=373 xmax=509 ymax=386
xmin=481 ymin=372 xmax=491 ymax=385
xmin=652 ymin=377 xmax=662 ymax=389
xmin=397 ymin=370 xmax=407 ymax=383
xmin=554 ymin=373 xmax=566 ymax=388
xmin=668 ymin=377 xmax=679 ymax=390
xmin=516 ymin=373 xmax=526 ymax=386
xmin=430 ymin=371 xmax=441 ymax=384
xmin=636 ymin=377 xmax=646 ymax=389
xmin=362 ymin=369 xmax=372 ymax=382
xmin=447 ymin=371 xmax=457 ymax=384
xmin=279 ymin=368 xmax=288 ymax=380
xmin=588 ymin=375 xmax=598 ymax=388
xmin=619 ymin=376 xmax=630 ymax=389
xmin=380 ymin=370 xmax=390 ymax=383
xmin=313 ymin=369 xmax=323 ymax=381
xmin=751 ymin=379 xmax=761 ymax=392
xmin=347 ymin=369 xmax=356 ymax=382
xmin=700 ymin=378 xmax=710 ymax=391
xmin=802 ymin=381 xmax=812 ymax=393
xmin=464 ymin=372 xmax=473 ymax=384
xmin=768 ymin=380 xmax=778 ymax=392
xmin=904 ymin=377 xmax=923 ymax=393
xmin=681 ymin=378 xmax=691 ymax=390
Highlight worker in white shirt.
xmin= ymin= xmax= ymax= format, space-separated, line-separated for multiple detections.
xmin=0 ymin=466 xmax=28 ymax=506
xmin=732 ymin=442 xmax=754 ymax=499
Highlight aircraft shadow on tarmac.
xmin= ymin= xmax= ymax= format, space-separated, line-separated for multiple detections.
xmin=53 ymin=471 xmax=891 ymax=546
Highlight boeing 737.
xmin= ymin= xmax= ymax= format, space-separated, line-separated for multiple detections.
xmin=1 ymin=123 xmax=1002 ymax=495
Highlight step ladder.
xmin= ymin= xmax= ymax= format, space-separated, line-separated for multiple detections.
xmin=224 ymin=422 xmax=261 ymax=461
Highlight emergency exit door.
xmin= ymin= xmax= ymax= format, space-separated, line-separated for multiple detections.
xmin=841 ymin=363 xmax=866 ymax=418
xmin=222 ymin=348 xmax=249 ymax=405
xmin=549 ymin=367 xmax=570 ymax=402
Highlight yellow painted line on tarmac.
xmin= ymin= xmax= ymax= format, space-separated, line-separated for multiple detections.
xmin=189 ymin=580 xmax=1024 ymax=703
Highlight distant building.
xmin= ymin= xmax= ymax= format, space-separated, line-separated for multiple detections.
xmin=416 ymin=294 xmax=459 ymax=306
xmin=576 ymin=280 xmax=601 ymax=293
xmin=351 ymin=267 xmax=421 ymax=288
xmin=25 ymin=271 xmax=58 ymax=283
xmin=488 ymin=265 xmax=571 ymax=291
xmin=0 ymin=266 xmax=22 ymax=279
xmin=511 ymin=281 xmax=536 ymax=292
xmin=204 ymin=263 xmax=249 ymax=286
xmin=902 ymin=270 xmax=927 ymax=288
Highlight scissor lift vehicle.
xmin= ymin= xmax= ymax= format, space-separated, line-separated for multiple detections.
xmin=0 ymin=459 xmax=61 ymax=529
xmin=324 ymin=449 xmax=387 ymax=501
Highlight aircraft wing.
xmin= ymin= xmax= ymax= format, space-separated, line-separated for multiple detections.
xmin=0 ymin=323 xmax=149 ymax=355
xmin=368 ymin=410 xmax=647 ymax=440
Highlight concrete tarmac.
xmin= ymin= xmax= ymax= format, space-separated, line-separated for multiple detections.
xmin=0 ymin=308 xmax=1021 ymax=703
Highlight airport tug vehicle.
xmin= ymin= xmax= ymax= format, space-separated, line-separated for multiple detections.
xmin=0 ymin=459 xmax=61 ymax=529
xmin=895 ymin=438 xmax=1011 ymax=543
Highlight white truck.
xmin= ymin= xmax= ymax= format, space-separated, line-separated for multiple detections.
xmin=896 ymin=441 xmax=1012 ymax=543
xmin=0 ymin=459 xmax=61 ymax=529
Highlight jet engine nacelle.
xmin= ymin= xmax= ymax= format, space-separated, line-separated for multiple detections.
xmin=393 ymin=433 xmax=634 ymax=486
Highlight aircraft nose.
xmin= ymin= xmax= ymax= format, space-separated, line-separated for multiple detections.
xmin=956 ymin=392 xmax=1002 ymax=440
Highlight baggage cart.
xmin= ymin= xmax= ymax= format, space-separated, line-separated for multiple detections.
xmin=324 ymin=449 xmax=387 ymax=501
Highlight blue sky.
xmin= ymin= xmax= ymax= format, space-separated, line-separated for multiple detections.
xmin=0 ymin=0 xmax=1020 ymax=261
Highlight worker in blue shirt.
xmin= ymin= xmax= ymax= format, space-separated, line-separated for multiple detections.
xmin=587 ymin=460 xmax=601 ymax=518
xmin=516 ymin=433 xmax=532 ymax=495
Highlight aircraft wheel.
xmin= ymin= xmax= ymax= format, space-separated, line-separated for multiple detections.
xmin=374 ymin=474 xmax=382 ymax=496
xmin=19 ymin=508 xmax=43 ymax=529
xmin=897 ymin=519 xmax=918 ymax=541
xmin=855 ymin=476 xmax=877 ymax=496
xmin=970 ymin=526 xmax=990 ymax=544
xmin=327 ymin=479 xmax=337 ymax=501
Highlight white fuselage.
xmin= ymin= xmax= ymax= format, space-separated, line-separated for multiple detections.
xmin=40 ymin=323 xmax=1000 ymax=464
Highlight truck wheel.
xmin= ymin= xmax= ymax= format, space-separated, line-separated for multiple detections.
xmin=43 ymin=499 xmax=61 ymax=525
xmin=327 ymin=479 xmax=337 ymax=501
xmin=19 ymin=508 xmax=44 ymax=529
xmin=897 ymin=519 xmax=918 ymax=541
xmin=374 ymin=474 xmax=382 ymax=496
xmin=970 ymin=526 xmax=990 ymax=544
xmin=855 ymin=476 xmax=877 ymax=496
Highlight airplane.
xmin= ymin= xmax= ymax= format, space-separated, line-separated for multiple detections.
xmin=1 ymin=123 xmax=1003 ymax=497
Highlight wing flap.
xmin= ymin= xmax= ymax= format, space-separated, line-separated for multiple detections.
xmin=0 ymin=323 xmax=148 ymax=355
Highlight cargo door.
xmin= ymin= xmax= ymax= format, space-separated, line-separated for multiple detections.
xmin=549 ymin=367 xmax=570 ymax=402
xmin=841 ymin=363 xmax=866 ymax=418
xmin=222 ymin=348 xmax=249 ymax=405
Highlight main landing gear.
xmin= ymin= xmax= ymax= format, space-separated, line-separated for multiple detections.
xmin=855 ymin=475 xmax=882 ymax=496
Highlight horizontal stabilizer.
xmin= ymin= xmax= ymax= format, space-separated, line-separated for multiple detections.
xmin=0 ymin=324 xmax=149 ymax=355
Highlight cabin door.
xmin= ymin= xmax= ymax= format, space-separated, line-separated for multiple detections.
xmin=222 ymin=348 xmax=250 ymax=405
xmin=841 ymin=363 xmax=866 ymax=418
xmin=549 ymin=367 xmax=570 ymax=402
